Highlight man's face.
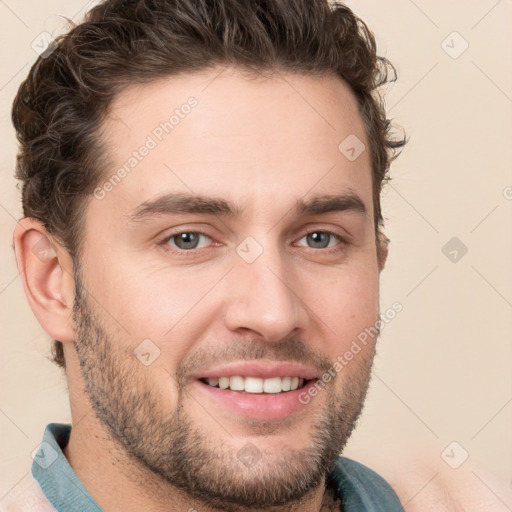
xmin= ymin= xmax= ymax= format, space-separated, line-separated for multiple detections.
xmin=73 ymin=67 xmax=383 ymax=508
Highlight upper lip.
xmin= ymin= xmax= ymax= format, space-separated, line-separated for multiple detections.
xmin=193 ymin=361 xmax=319 ymax=381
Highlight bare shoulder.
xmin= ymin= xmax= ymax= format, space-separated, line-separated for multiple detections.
xmin=376 ymin=453 xmax=512 ymax=512
xmin=0 ymin=473 xmax=55 ymax=512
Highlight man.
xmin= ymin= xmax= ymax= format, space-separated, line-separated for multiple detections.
xmin=7 ymin=0 xmax=406 ymax=510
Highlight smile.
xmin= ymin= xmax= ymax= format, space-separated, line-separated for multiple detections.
xmin=200 ymin=376 xmax=310 ymax=393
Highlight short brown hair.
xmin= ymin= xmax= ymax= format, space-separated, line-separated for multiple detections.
xmin=12 ymin=0 xmax=405 ymax=369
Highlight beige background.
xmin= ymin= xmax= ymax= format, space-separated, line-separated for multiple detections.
xmin=1 ymin=0 xmax=511 ymax=508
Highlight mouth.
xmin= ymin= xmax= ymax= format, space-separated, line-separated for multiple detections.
xmin=191 ymin=362 xmax=320 ymax=420
xmin=199 ymin=376 xmax=312 ymax=394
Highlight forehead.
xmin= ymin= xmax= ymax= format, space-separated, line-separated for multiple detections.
xmin=92 ymin=66 xmax=373 ymax=223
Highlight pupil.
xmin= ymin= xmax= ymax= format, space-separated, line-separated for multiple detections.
xmin=308 ymin=232 xmax=328 ymax=249
xmin=176 ymin=233 xmax=198 ymax=249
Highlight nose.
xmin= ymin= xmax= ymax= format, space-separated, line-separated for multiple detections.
xmin=223 ymin=242 xmax=309 ymax=342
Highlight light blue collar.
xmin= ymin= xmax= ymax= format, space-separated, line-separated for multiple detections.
xmin=32 ymin=423 xmax=102 ymax=512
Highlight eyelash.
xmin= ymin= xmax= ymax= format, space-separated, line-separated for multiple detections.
xmin=159 ymin=230 xmax=347 ymax=256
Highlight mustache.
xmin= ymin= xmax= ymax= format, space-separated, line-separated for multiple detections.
xmin=175 ymin=337 xmax=333 ymax=383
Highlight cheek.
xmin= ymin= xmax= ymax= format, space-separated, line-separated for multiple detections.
xmin=82 ymin=253 xmax=227 ymax=362
xmin=303 ymin=263 xmax=380 ymax=351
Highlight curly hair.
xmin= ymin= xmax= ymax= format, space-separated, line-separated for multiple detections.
xmin=12 ymin=0 xmax=405 ymax=369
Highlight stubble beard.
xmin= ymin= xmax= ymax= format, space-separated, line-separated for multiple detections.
xmin=71 ymin=272 xmax=376 ymax=510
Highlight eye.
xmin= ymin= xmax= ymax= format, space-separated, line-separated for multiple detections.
xmin=163 ymin=232 xmax=212 ymax=251
xmin=296 ymin=231 xmax=342 ymax=250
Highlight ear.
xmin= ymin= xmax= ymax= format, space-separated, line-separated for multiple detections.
xmin=377 ymin=230 xmax=389 ymax=272
xmin=13 ymin=218 xmax=76 ymax=343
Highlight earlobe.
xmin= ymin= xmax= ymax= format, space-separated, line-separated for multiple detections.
xmin=13 ymin=218 xmax=76 ymax=343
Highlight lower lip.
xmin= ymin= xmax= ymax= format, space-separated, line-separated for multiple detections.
xmin=193 ymin=379 xmax=318 ymax=420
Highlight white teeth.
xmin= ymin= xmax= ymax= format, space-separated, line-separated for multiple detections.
xmin=204 ymin=376 xmax=308 ymax=393
xmin=219 ymin=377 xmax=230 ymax=389
xmin=244 ymin=377 xmax=263 ymax=393
xmin=263 ymin=377 xmax=282 ymax=394
xmin=229 ymin=376 xmax=245 ymax=391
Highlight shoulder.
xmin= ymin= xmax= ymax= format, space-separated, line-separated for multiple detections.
xmin=0 ymin=473 xmax=55 ymax=512
xmin=361 ymin=450 xmax=512 ymax=512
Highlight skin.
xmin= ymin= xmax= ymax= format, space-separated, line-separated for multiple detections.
xmin=14 ymin=66 xmax=388 ymax=512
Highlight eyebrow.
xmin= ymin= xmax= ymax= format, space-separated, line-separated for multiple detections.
xmin=128 ymin=191 xmax=367 ymax=222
